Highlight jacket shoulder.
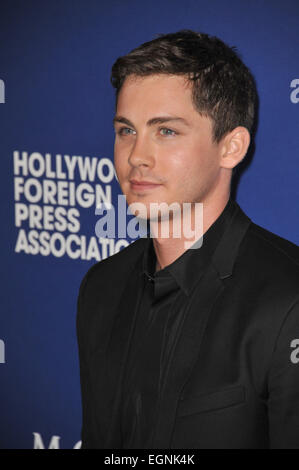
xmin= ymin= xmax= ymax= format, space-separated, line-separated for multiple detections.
xmin=76 ymin=236 xmax=148 ymax=341
xmin=239 ymin=221 xmax=299 ymax=296
xmin=79 ymin=236 xmax=147 ymax=290
xmin=248 ymin=222 xmax=299 ymax=266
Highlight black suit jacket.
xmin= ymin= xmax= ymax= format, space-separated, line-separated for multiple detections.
xmin=76 ymin=201 xmax=299 ymax=449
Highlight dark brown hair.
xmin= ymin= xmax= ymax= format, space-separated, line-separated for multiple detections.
xmin=110 ymin=29 xmax=258 ymax=144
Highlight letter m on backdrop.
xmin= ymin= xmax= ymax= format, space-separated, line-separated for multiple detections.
xmin=0 ymin=79 xmax=5 ymax=103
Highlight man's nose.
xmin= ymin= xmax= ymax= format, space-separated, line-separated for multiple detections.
xmin=128 ymin=135 xmax=155 ymax=168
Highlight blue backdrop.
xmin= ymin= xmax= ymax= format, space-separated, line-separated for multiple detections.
xmin=0 ymin=0 xmax=298 ymax=449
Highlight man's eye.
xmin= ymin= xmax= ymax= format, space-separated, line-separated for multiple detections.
xmin=159 ymin=127 xmax=177 ymax=136
xmin=116 ymin=127 xmax=135 ymax=136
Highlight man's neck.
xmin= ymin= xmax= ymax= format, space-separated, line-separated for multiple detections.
xmin=151 ymin=196 xmax=230 ymax=271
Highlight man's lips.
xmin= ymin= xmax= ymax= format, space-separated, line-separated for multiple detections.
xmin=129 ymin=179 xmax=162 ymax=191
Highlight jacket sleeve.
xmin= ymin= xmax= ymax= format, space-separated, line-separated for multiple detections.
xmin=76 ymin=272 xmax=98 ymax=449
xmin=268 ymin=297 xmax=299 ymax=448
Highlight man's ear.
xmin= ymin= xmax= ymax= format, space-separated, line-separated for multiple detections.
xmin=220 ymin=126 xmax=250 ymax=169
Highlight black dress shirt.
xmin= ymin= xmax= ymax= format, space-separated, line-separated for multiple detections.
xmin=120 ymin=198 xmax=236 ymax=448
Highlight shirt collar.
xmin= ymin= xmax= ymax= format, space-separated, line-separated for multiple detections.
xmin=142 ymin=198 xmax=237 ymax=296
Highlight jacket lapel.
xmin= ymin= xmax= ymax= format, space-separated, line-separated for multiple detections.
xmin=150 ymin=204 xmax=252 ymax=448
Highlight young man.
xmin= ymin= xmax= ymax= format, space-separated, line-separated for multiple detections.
xmin=77 ymin=30 xmax=299 ymax=449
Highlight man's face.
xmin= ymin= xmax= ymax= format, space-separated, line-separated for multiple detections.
xmin=113 ymin=74 xmax=225 ymax=218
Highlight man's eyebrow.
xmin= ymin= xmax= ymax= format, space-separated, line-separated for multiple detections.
xmin=113 ymin=115 xmax=191 ymax=128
